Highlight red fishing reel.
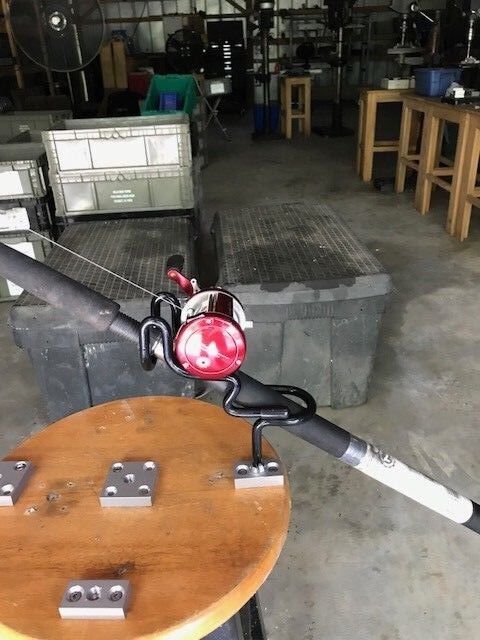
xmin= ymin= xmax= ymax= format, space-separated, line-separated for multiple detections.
xmin=166 ymin=265 xmax=250 ymax=380
xmin=139 ymin=259 xmax=316 ymax=471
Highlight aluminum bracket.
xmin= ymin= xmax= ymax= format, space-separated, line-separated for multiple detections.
xmin=100 ymin=460 xmax=159 ymax=507
xmin=59 ymin=580 xmax=130 ymax=620
xmin=233 ymin=459 xmax=285 ymax=489
xmin=0 ymin=460 xmax=34 ymax=506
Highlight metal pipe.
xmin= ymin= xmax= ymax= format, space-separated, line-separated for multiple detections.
xmin=261 ymin=28 xmax=270 ymax=132
xmin=466 ymin=14 xmax=475 ymax=60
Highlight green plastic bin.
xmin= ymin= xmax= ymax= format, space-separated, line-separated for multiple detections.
xmin=142 ymin=75 xmax=198 ymax=117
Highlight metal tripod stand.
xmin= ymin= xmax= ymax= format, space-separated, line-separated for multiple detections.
xmin=194 ymin=75 xmax=231 ymax=141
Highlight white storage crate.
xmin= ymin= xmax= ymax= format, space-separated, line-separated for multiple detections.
xmin=42 ymin=114 xmax=192 ymax=173
xmin=0 ymin=199 xmax=52 ymax=232
xmin=0 ymin=110 xmax=72 ymax=143
xmin=0 ymin=143 xmax=47 ymax=200
xmin=0 ymin=207 xmax=30 ymax=232
xmin=0 ymin=233 xmax=51 ymax=300
xmin=50 ymin=165 xmax=195 ymax=218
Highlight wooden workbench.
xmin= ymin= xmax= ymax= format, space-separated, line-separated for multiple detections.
xmin=396 ymin=95 xmax=480 ymax=238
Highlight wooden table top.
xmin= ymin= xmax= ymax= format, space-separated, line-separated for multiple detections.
xmin=359 ymin=87 xmax=414 ymax=99
xmin=403 ymin=93 xmax=480 ymax=118
xmin=0 ymin=397 xmax=290 ymax=640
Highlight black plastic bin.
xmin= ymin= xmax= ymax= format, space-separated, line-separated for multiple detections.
xmin=212 ymin=202 xmax=392 ymax=408
xmin=10 ymin=217 xmax=196 ymax=422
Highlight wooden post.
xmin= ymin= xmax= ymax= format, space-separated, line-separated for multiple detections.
xmin=395 ymin=102 xmax=413 ymax=193
xmin=455 ymin=119 xmax=480 ymax=240
xmin=361 ymin=92 xmax=376 ymax=182
xmin=415 ymin=108 xmax=439 ymax=214
xmin=446 ymin=112 xmax=470 ymax=235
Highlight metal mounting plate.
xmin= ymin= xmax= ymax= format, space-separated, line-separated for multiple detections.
xmin=58 ymin=580 xmax=130 ymax=620
xmin=233 ymin=460 xmax=285 ymax=489
xmin=0 ymin=460 xmax=34 ymax=506
xmin=99 ymin=460 xmax=159 ymax=507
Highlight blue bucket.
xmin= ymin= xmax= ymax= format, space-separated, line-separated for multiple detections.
xmin=253 ymin=102 xmax=280 ymax=133
xmin=414 ymin=68 xmax=462 ymax=97
xmin=159 ymin=91 xmax=181 ymax=111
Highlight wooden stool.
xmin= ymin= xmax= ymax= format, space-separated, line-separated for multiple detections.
xmin=395 ymin=95 xmax=432 ymax=194
xmin=357 ymin=88 xmax=414 ymax=182
xmin=0 ymin=397 xmax=290 ymax=640
xmin=281 ymin=76 xmax=312 ymax=139
xmin=397 ymin=96 xmax=471 ymax=235
xmin=455 ymin=112 xmax=480 ymax=241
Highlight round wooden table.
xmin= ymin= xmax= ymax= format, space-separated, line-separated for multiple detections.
xmin=0 ymin=396 xmax=290 ymax=640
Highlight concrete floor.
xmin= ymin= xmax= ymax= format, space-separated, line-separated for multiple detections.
xmin=2 ymin=108 xmax=480 ymax=639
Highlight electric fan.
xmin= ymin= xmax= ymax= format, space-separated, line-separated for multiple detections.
xmin=165 ymin=27 xmax=205 ymax=74
xmin=9 ymin=0 xmax=105 ymax=73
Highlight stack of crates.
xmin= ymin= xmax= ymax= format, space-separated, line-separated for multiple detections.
xmin=42 ymin=113 xmax=195 ymax=223
xmin=0 ymin=142 xmax=52 ymax=300
xmin=0 ymin=109 xmax=71 ymax=299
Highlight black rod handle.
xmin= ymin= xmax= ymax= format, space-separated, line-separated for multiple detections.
xmin=0 ymin=241 xmax=121 ymax=332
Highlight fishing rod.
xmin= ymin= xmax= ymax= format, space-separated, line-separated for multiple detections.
xmin=0 ymin=240 xmax=479 ymax=532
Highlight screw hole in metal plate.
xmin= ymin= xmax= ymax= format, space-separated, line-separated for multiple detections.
xmin=143 ymin=461 xmax=156 ymax=471
xmin=267 ymin=462 xmax=279 ymax=473
xmin=105 ymin=486 xmax=117 ymax=497
xmin=14 ymin=461 xmax=27 ymax=471
xmin=108 ymin=586 xmax=125 ymax=602
xmin=67 ymin=586 xmax=84 ymax=602
xmin=112 ymin=463 xmax=124 ymax=472
xmin=123 ymin=474 xmax=135 ymax=484
xmin=236 ymin=465 xmax=248 ymax=476
xmin=1 ymin=484 xmax=14 ymax=496
xmin=138 ymin=485 xmax=150 ymax=496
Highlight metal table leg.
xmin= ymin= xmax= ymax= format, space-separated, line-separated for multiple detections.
xmin=203 ymin=594 xmax=267 ymax=640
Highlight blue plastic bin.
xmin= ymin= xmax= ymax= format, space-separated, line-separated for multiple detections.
xmin=142 ymin=75 xmax=197 ymax=117
xmin=254 ymin=102 xmax=280 ymax=133
xmin=159 ymin=92 xmax=181 ymax=111
xmin=414 ymin=68 xmax=461 ymax=97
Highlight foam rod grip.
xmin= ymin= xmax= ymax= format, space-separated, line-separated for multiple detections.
xmin=0 ymin=241 xmax=121 ymax=332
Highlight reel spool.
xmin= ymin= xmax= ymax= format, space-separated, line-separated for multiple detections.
xmin=167 ymin=267 xmax=250 ymax=379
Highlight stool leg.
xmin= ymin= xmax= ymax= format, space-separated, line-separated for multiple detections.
xmin=454 ymin=119 xmax=479 ymax=240
xmin=430 ymin=119 xmax=445 ymax=194
xmin=434 ymin=120 xmax=445 ymax=167
xmin=304 ymin=79 xmax=311 ymax=137
xmin=446 ymin=116 xmax=469 ymax=235
xmin=356 ymin=97 xmax=365 ymax=175
xmin=415 ymin=111 xmax=439 ymax=214
xmin=285 ymin=82 xmax=292 ymax=140
xmin=395 ymin=103 xmax=413 ymax=193
xmin=298 ymin=86 xmax=304 ymax=134
xmin=408 ymin=110 xmax=422 ymax=153
xmin=361 ymin=94 xmax=376 ymax=182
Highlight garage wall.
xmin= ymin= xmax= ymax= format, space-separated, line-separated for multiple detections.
xmin=101 ymin=0 xmax=397 ymax=88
